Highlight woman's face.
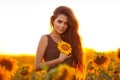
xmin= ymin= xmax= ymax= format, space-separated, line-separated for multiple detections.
xmin=53 ymin=14 xmax=69 ymax=34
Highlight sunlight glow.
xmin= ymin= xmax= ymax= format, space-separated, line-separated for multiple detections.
xmin=0 ymin=0 xmax=120 ymax=55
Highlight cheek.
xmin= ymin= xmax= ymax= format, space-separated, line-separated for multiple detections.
xmin=53 ymin=24 xmax=60 ymax=30
xmin=53 ymin=21 xmax=59 ymax=27
xmin=54 ymin=23 xmax=59 ymax=27
xmin=65 ymin=26 xmax=69 ymax=30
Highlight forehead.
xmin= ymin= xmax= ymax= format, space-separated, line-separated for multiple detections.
xmin=55 ymin=14 xmax=68 ymax=22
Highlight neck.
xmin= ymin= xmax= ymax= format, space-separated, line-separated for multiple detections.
xmin=50 ymin=32 xmax=62 ymax=42
xmin=50 ymin=31 xmax=61 ymax=38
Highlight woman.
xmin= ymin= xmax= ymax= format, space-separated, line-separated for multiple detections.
xmin=34 ymin=6 xmax=84 ymax=73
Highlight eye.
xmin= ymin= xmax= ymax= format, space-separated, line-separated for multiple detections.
xmin=57 ymin=20 xmax=62 ymax=23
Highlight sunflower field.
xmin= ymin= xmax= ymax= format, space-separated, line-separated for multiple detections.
xmin=0 ymin=48 xmax=120 ymax=80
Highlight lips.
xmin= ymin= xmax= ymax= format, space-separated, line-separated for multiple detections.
xmin=59 ymin=29 xmax=65 ymax=33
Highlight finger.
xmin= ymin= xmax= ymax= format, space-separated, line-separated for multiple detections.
xmin=67 ymin=55 xmax=72 ymax=58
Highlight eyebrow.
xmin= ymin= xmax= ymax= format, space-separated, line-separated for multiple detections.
xmin=57 ymin=19 xmax=68 ymax=23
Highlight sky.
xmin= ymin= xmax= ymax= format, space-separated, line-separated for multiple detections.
xmin=0 ymin=0 xmax=120 ymax=55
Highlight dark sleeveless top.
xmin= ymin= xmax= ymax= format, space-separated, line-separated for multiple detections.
xmin=44 ymin=35 xmax=77 ymax=69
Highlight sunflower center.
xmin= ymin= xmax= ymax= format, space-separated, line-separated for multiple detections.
xmin=118 ymin=52 xmax=120 ymax=59
xmin=61 ymin=44 xmax=69 ymax=51
xmin=0 ymin=59 xmax=12 ymax=71
xmin=94 ymin=56 xmax=107 ymax=65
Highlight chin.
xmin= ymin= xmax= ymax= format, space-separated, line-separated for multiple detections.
xmin=59 ymin=32 xmax=64 ymax=34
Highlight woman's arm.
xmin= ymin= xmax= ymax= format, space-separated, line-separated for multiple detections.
xmin=34 ymin=35 xmax=67 ymax=71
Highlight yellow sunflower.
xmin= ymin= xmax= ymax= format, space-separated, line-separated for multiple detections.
xmin=57 ymin=41 xmax=72 ymax=56
xmin=0 ymin=56 xmax=18 ymax=76
xmin=0 ymin=66 xmax=10 ymax=80
xmin=53 ymin=64 xmax=75 ymax=80
xmin=20 ymin=64 xmax=33 ymax=76
xmin=93 ymin=54 xmax=109 ymax=67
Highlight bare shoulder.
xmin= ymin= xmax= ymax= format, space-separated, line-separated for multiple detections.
xmin=39 ymin=35 xmax=48 ymax=45
xmin=40 ymin=35 xmax=48 ymax=40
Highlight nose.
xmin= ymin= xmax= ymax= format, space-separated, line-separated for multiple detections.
xmin=61 ymin=23 xmax=65 ymax=28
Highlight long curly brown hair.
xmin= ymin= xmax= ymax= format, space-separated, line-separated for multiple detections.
xmin=50 ymin=6 xmax=84 ymax=73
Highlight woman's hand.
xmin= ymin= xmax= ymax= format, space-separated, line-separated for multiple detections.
xmin=58 ymin=52 xmax=72 ymax=62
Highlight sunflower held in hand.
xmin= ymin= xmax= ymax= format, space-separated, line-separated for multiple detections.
xmin=57 ymin=41 xmax=72 ymax=56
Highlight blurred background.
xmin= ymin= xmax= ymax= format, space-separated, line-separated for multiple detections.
xmin=0 ymin=0 xmax=120 ymax=55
